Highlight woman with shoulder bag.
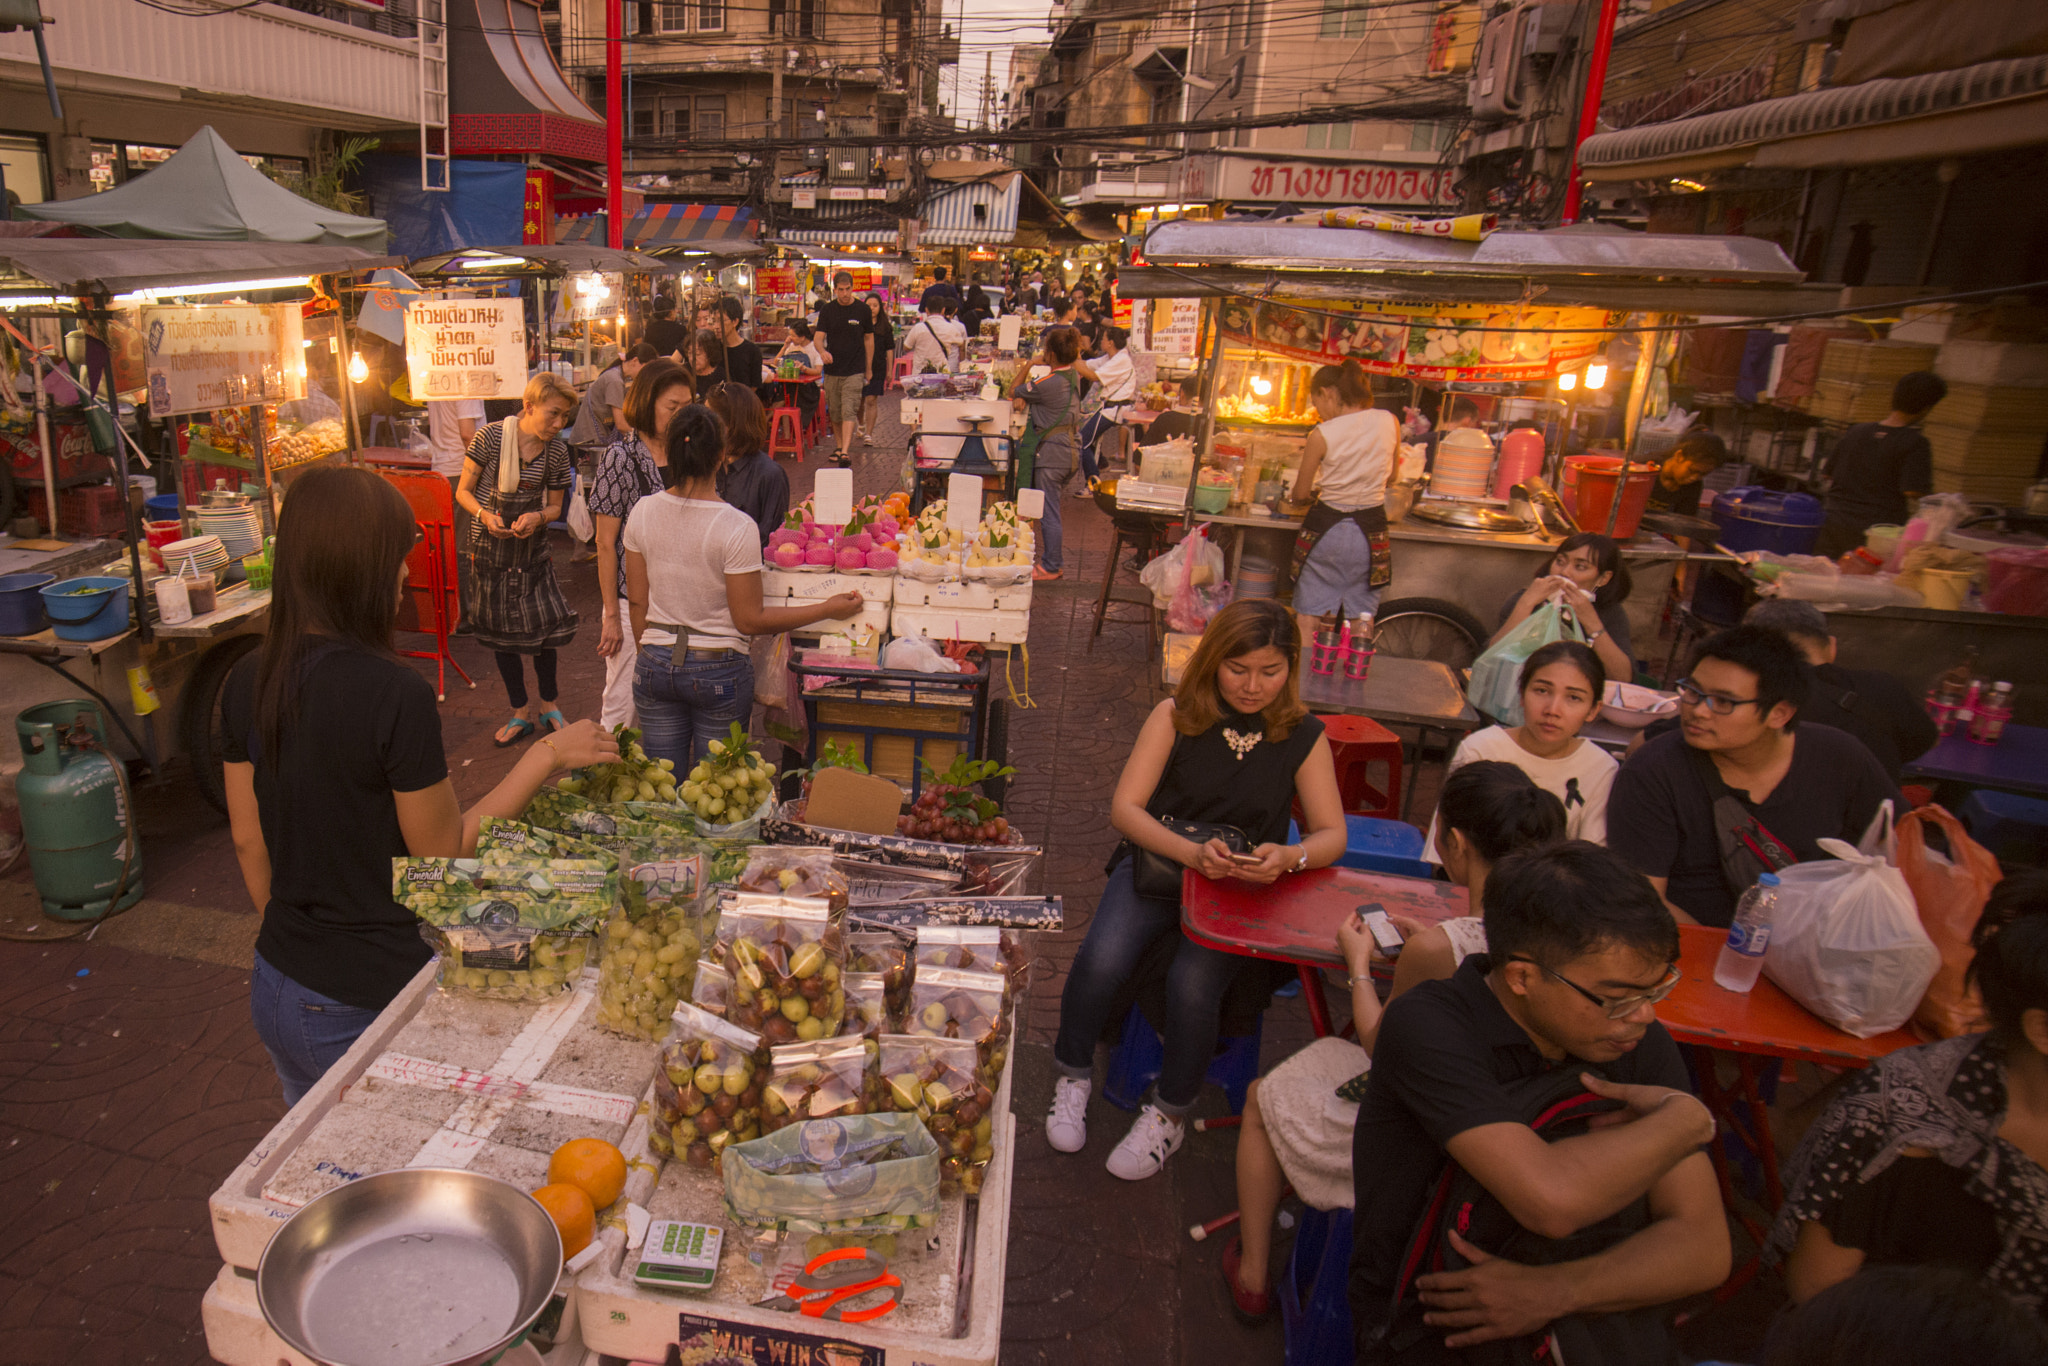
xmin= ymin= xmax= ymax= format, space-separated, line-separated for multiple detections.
xmin=1012 ymin=325 xmax=1085 ymax=581
xmin=1045 ymin=599 xmax=1349 ymax=1180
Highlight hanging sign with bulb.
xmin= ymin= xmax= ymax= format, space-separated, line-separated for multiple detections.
xmin=404 ymin=294 xmax=528 ymax=400
xmin=141 ymin=303 xmax=306 ymax=416
xmin=1214 ymin=297 xmax=1619 ymax=383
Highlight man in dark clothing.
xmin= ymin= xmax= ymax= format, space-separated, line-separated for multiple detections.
xmin=1143 ymin=376 xmax=1203 ymax=445
xmin=1817 ymin=370 xmax=1946 ymax=557
xmin=642 ymin=294 xmax=686 ymax=361
xmin=718 ymin=296 xmax=763 ymax=390
xmin=814 ymin=270 xmax=874 ymax=468
xmin=1740 ymin=600 xmax=1937 ymax=779
xmin=960 ymin=272 xmax=993 ymax=339
xmin=1609 ymin=627 xmax=1900 ymax=927
xmin=1645 ymin=430 xmax=1729 ymax=519
xmin=1349 ymin=842 xmax=1727 ymax=1364
xmin=918 ymin=266 xmax=959 ymax=314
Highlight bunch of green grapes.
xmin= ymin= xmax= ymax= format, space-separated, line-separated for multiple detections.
xmin=679 ymin=723 xmax=775 ymax=824
xmin=557 ymin=725 xmax=678 ymax=805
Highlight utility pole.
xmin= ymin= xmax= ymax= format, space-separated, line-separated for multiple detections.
xmin=606 ymin=0 xmax=623 ymax=248
xmin=980 ymin=52 xmax=995 ymax=131
xmin=1561 ymin=0 xmax=1620 ymax=224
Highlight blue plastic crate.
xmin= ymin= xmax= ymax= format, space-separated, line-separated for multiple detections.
xmin=1962 ymin=789 xmax=2048 ymax=867
xmin=1288 ymin=816 xmax=1434 ymax=879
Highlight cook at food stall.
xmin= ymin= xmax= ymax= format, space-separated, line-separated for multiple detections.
xmin=1643 ymin=431 xmax=1729 ymax=519
xmin=224 ymin=466 xmax=618 ymax=1106
xmin=1286 ymin=359 xmax=1400 ymax=645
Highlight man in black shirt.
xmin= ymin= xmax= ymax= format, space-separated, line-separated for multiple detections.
xmin=1350 ymin=842 xmax=1726 ymax=1362
xmin=718 ymin=296 xmax=763 ymax=390
xmin=642 ymin=293 xmax=686 ymax=361
xmin=918 ymin=265 xmax=958 ymax=314
xmin=1645 ymin=430 xmax=1729 ymax=519
xmin=814 ymin=270 xmax=874 ymax=468
xmin=1609 ymin=626 xmax=1899 ymax=926
xmin=1817 ymin=370 xmax=1946 ymax=557
xmin=1740 ymin=599 xmax=1937 ymax=779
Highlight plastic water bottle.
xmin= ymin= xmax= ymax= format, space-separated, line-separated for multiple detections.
xmin=1714 ymin=873 xmax=1781 ymax=992
xmin=1712 ymin=876 xmax=1777 ymax=995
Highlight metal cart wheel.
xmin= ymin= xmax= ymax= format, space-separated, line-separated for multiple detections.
xmin=1372 ymin=597 xmax=1487 ymax=672
xmin=179 ymin=632 xmax=262 ymax=814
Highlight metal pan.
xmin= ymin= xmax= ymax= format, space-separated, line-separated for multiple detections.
xmin=257 ymin=1168 xmax=563 ymax=1366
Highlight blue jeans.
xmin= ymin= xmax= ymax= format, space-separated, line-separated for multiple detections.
xmin=1053 ymin=860 xmax=1246 ymax=1112
xmin=250 ymin=952 xmax=382 ymax=1108
xmin=1034 ymin=465 xmax=1067 ymax=573
xmin=634 ymin=643 xmax=753 ymax=769
xmin=1077 ymin=407 xmax=1128 ymax=481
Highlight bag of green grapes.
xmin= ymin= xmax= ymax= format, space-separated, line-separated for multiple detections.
xmin=396 ymin=854 xmax=614 ymax=1002
xmin=596 ymin=838 xmax=713 ymax=1040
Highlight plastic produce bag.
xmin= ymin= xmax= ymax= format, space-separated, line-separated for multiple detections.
xmin=1141 ymin=525 xmax=1225 ymax=610
xmin=1763 ymin=807 xmax=1939 ymax=1038
xmin=1167 ymin=525 xmax=1232 ymax=632
xmin=653 ymin=1003 xmax=766 ymax=1166
xmin=712 ymin=894 xmax=846 ymax=1041
xmin=762 ymin=1036 xmax=877 ymax=1130
xmin=847 ymin=929 xmax=913 ymax=1028
xmin=720 ymin=1113 xmax=940 ymax=1235
xmin=1466 ymin=594 xmax=1586 ymax=726
xmin=878 ymin=1034 xmax=996 ymax=1195
xmin=1897 ymin=805 xmax=2001 ymax=1039
xmin=397 ymin=854 xmax=615 ymax=1002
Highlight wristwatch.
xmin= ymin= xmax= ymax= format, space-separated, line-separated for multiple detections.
xmin=1290 ymin=845 xmax=1309 ymax=874
xmin=1585 ymin=627 xmax=1604 ymax=643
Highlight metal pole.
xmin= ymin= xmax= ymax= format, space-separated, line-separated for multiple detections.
xmin=606 ymin=0 xmax=624 ymax=250
xmin=335 ymin=280 xmax=368 ymax=464
xmin=1561 ymin=0 xmax=1621 ymax=225
xmin=32 ymin=349 xmax=57 ymax=536
xmin=1191 ymin=298 xmax=1225 ymax=507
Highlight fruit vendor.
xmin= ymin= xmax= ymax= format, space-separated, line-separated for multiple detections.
xmin=222 ymin=466 xmax=620 ymax=1106
xmin=623 ymin=404 xmax=863 ymax=769
xmin=1044 ymin=599 xmax=1349 ymax=1181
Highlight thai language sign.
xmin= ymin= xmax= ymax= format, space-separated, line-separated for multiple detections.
xmin=1218 ymin=297 xmax=1619 ymax=383
xmin=1182 ymin=157 xmax=1459 ymax=208
xmin=405 ymin=296 xmax=527 ymax=400
xmin=142 ymin=304 xmax=305 ymax=417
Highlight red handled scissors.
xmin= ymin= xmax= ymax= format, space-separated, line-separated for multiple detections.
xmin=762 ymin=1247 xmax=903 ymax=1323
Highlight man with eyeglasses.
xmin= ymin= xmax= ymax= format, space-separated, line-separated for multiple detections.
xmin=1349 ymin=842 xmax=1727 ymax=1363
xmin=1608 ymin=626 xmax=1898 ymax=928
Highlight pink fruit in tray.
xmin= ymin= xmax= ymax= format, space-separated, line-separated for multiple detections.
xmin=804 ymin=544 xmax=837 ymax=567
xmin=800 ymin=520 xmax=819 ymax=537
xmin=835 ymin=547 xmax=866 ymax=571
xmin=875 ymin=518 xmax=899 ymax=536
xmin=865 ymin=548 xmax=898 ymax=571
xmin=770 ymin=541 xmax=805 ymax=568
xmin=767 ymin=528 xmax=803 ymax=549
xmin=845 ymin=532 xmax=874 ymax=554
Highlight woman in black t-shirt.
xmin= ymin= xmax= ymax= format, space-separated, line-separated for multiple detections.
xmin=1044 ymin=599 xmax=1349 ymax=1182
xmin=223 ymin=467 xmax=618 ymax=1106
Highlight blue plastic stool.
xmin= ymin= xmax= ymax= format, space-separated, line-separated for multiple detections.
xmin=1288 ymin=816 xmax=1434 ymax=879
xmin=1280 ymin=1205 xmax=1354 ymax=1366
xmin=1962 ymin=789 xmax=2048 ymax=867
xmin=1102 ymin=1005 xmax=1263 ymax=1114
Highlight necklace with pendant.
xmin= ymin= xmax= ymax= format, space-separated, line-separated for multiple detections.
xmin=1223 ymin=727 xmax=1262 ymax=761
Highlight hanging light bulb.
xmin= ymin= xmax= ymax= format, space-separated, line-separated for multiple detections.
xmin=1248 ymin=375 xmax=1272 ymax=395
xmin=1583 ymin=356 xmax=1609 ymax=390
xmin=1062 ymin=258 xmax=1076 ymax=271
xmin=1556 ymin=370 xmax=1578 ymax=392
xmin=347 ymin=352 xmax=368 ymax=384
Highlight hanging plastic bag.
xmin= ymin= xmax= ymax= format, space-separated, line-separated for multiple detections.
xmin=1140 ymin=526 xmax=1221 ymax=609
xmin=566 ymin=480 xmax=596 ymax=542
xmin=1897 ymin=805 xmax=2002 ymax=1040
xmin=1164 ymin=525 xmax=1231 ymax=633
xmin=1465 ymin=593 xmax=1586 ymax=725
xmin=1762 ymin=804 xmax=1939 ymax=1038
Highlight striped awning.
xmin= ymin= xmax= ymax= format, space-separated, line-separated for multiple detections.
xmin=919 ymin=175 xmax=1020 ymax=246
xmin=780 ymin=226 xmax=901 ymax=246
xmin=555 ymin=203 xmax=758 ymax=247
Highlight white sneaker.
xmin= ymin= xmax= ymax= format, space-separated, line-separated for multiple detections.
xmin=1105 ymin=1104 xmax=1185 ymax=1180
xmin=1045 ymin=1076 xmax=1091 ymax=1153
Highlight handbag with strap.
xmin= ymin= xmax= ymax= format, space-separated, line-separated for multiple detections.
xmin=1131 ymin=817 xmax=1251 ymax=900
xmin=1686 ymin=745 xmax=1800 ymax=896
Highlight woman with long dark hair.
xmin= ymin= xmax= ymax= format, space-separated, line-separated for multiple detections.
xmin=223 ymin=466 xmax=617 ymax=1104
xmin=1044 ymin=598 xmax=1348 ymax=1181
xmin=1491 ymin=531 xmax=1636 ymax=684
xmin=858 ymin=292 xmax=894 ymax=447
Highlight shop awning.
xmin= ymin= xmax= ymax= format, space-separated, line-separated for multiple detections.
xmin=1579 ymin=53 xmax=2048 ymax=180
xmin=556 ymin=203 xmax=760 ymax=250
xmin=405 ymin=244 xmax=675 ymax=278
xmin=919 ymin=175 xmax=1021 ymax=246
xmin=0 ymin=238 xmax=395 ymax=297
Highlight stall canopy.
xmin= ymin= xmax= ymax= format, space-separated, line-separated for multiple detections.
xmin=406 ymin=244 xmax=674 ymax=279
xmin=18 ymin=127 xmax=389 ymax=251
xmin=555 ymin=203 xmax=761 ymax=252
xmin=0 ymin=238 xmax=394 ymax=298
xmin=919 ymin=175 xmax=1021 ymax=246
xmin=1124 ymin=220 xmax=1836 ymax=317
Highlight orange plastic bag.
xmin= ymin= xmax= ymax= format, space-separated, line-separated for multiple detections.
xmin=1898 ymin=805 xmax=2002 ymax=1040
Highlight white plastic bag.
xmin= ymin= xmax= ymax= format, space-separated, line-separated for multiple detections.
xmin=882 ymin=636 xmax=961 ymax=674
xmin=1140 ymin=527 xmax=1223 ymax=609
xmin=566 ymin=482 xmax=596 ymax=542
xmin=1762 ymin=804 xmax=1939 ymax=1038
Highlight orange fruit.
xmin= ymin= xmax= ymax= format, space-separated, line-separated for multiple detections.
xmin=531 ymin=1182 xmax=596 ymax=1260
xmin=548 ymin=1137 xmax=627 ymax=1209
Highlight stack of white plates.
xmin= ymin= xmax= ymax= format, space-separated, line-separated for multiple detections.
xmin=197 ymin=504 xmax=263 ymax=559
xmin=1433 ymin=429 xmax=1496 ymax=500
xmin=161 ymin=534 xmax=230 ymax=581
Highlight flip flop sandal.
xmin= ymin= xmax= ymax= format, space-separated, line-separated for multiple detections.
xmin=538 ymin=709 xmax=567 ymax=733
xmin=494 ymin=717 xmax=537 ymax=747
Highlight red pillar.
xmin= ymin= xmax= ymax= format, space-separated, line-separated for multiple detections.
xmin=1561 ymin=0 xmax=1620 ymax=225
xmin=606 ymin=0 xmax=624 ymax=249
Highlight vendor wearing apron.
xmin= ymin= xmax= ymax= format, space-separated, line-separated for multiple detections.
xmin=457 ymin=373 xmax=582 ymax=747
xmin=1288 ymin=359 xmax=1400 ymax=647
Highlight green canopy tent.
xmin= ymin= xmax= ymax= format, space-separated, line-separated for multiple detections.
xmin=18 ymin=126 xmax=386 ymax=251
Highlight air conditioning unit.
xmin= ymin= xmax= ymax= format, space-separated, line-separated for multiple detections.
xmin=1468 ymin=1 xmax=1577 ymax=122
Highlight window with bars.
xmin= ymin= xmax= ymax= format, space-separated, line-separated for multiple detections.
xmin=1320 ymin=0 xmax=1366 ymax=39
xmin=631 ymin=108 xmax=656 ymax=140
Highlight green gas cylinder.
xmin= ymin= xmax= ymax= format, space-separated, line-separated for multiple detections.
xmin=16 ymin=699 xmax=144 ymax=920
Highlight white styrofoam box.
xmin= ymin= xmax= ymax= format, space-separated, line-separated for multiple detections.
xmin=790 ymin=601 xmax=893 ymax=638
xmin=894 ymin=577 xmax=1033 ymax=611
xmin=761 ymin=568 xmax=895 ymax=604
xmin=893 ymin=602 xmax=1031 ymax=645
xmin=1936 ymin=339 xmax=2048 ymax=388
xmin=1888 ymin=304 xmax=1955 ymax=345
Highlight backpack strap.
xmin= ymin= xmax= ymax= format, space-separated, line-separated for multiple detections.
xmin=1684 ymin=744 xmax=1800 ymax=895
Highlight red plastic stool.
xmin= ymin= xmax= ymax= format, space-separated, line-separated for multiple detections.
xmin=1318 ymin=714 xmax=1402 ymax=819
xmin=768 ymin=405 xmax=807 ymax=463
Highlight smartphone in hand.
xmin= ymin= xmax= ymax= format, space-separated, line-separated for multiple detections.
xmin=1358 ymin=909 xmax=1404 ymax=958
xmin=1228 ymin=851 xmax=1266 ymax=867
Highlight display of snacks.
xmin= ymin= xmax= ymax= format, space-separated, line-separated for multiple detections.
xmin=762 ymin=1037 xmax=874 ymax=1131
xmin=711 ymin=894 xmax=846 ymax=1042
xmin=269 ymin=418 xmax=348 ymax=469
xmin=652 ymin=1003 xmax=766 ymax=1167
xmin=878 ymin=1034 xmax=996 ymax=1195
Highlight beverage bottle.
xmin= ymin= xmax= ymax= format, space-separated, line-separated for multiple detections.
xmin=1937 ymin=648 xmax=1980 ymax=699
xmin=1971 ymin=682 xmax=2014 ymax=746
xmin=1714 ymin=873 xmax=1782 ymax=993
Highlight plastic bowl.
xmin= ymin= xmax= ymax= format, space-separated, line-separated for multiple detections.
xmin=40 ymin=576 xmax=132 ymax=642
xmin=1601 ymin=681 xmax=1679 ymax=730
xmin=0 ymin=571 xmax=55 ymax=636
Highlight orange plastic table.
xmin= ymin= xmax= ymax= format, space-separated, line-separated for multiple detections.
xmin=1179 ymin=865 xmax=1470 ymax=1037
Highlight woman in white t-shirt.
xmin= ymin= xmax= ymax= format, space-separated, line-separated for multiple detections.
xmin=1288 ymin=359 xmax=1401 ymax=647
xmin=623 ymin=405 xmax=863 ymax=768
xmin=1426 ymin=639 xmax=1617 ymax=857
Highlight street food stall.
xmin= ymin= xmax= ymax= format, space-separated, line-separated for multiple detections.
xmin=1117 ymin=218 xmax=1840 ymax=666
